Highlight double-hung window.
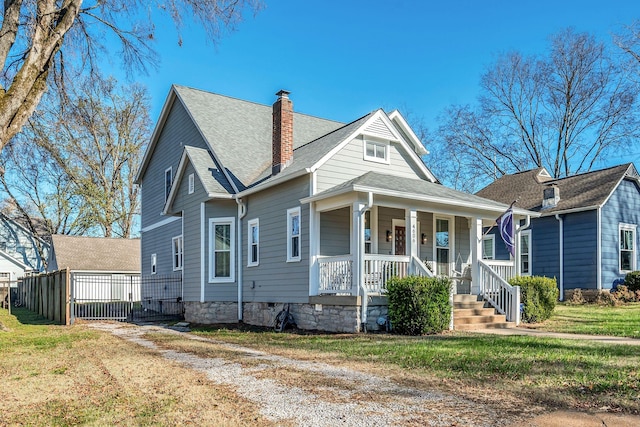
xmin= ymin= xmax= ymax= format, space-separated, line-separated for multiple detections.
xmin=620 ymin=223 xmax=636 ymax=273
xmin=151 ymin=253 xmax=157 ymax=275
xmin=172 ymin=235 xmax=183 ymax=271
xmin=482 ymin=235 xmax=495 ymax=260
xmin=363 ymin=140 xmax=389 ymax=164
xmin=520 ymin=230 xmax=531 ymax=275
xmin=287 ymin=207 xmax=301 ymax=262
xmin=209 ymin=217 xmax=235 ymax=282
xmin=164 ymin=167 xmax=172 ymax=202
xmin=248 ymin=218 xmax=259 ymax=267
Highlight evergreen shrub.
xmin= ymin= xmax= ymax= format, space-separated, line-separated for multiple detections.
xmin=509 ymin=276 xmax=558 ymax=323
xmin=386 ymin=275 xmax=451 ymax=335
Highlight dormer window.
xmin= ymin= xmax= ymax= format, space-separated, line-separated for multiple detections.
xmin=363 ymin=140 xmax=389 ymax=164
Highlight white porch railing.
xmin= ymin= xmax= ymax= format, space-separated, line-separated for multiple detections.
xmin=363 ymin=254 xmax=410 ymax=293
xmin=484 ymin=260 xmax=516 ymax=282
xmin=318 ymin=255 xmax=353 ymax=294
xmin=478 ymin=259 xmax=521 ymax=325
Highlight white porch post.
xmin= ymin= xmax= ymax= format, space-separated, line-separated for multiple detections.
xmin=309 ymin=201 xmax=320 ymax=296
xmin=470 ymin=218 xmax=483 ymax=295
xmin=352 ymin=202 xmax=366 ymax=295
xmin=405 ymin=209 xmax=418 ymax=259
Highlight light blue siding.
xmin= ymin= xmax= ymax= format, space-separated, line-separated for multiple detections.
xmin=139 ymin=100 xmax=209 ymax=279
xmin=242 ymin=176 xmax=311 ymax=303
xmin=601 ymin=178 xmax=640 ymax=289
xmin=316 ymin=136 xmax=426 ymax=192
xmin=319 ymin=207 xmax=350 ymax=256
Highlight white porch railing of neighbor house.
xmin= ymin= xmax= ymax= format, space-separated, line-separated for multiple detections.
xmin=318 ymin=255 xmax=353 ymax=294
xmin=478 ymin=259 xmax=521 ymax=325
xmin=484 ymin=260 xmax=516 ymax=282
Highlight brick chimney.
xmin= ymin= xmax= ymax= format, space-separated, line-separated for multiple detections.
xmin=272 ymin=90 xmax=293 ymax=176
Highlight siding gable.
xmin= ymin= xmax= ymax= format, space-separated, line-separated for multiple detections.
xmin=362 ymin=115 xmax=397 ymax=140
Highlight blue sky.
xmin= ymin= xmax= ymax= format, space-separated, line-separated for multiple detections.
xmin=126 ymin=0 xmax=640 ymax=167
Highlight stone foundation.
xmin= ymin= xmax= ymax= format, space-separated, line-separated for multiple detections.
xmin=184 ymin=296 xmax=389 ymax=333
xmin=564 ymin=288 xmax=608 ymax=303
xmin=184 ymin=301 xmax=238 ymax=324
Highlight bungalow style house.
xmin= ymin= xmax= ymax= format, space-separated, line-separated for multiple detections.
xmin=476 ymin=163 xmax=640 ymax=299
xmin=135 ymin=86 xmax=536 ymax=332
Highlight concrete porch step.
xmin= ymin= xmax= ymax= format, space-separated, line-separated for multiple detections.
xmin=452 ymin=293 xmax=516 ymax=330
xmin=454 ymin=321 xmax=516 ymax=331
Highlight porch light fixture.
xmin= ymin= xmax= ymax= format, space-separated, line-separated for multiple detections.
xmin=386 ymin=230 xmax=392 ymax=242
xmin=421 ymin=233 xmax=427 ymax=245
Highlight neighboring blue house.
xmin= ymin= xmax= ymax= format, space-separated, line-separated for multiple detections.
xmin=0 ymin=213 xmax=49 ymax=287
xmin=476 ymin=163 xmax=640 ymax=298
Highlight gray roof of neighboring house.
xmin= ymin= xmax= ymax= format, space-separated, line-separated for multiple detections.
xmin=173 ymin=85 xmax=345 ymax=190
xmin=182 ymin=146 xmax=233 ymax=195
xmin=475 ymin=163 xmax=638 ymax=215
xmin=49 ymin=235 xmax=140 ymax=272
xmin=306 ymin=171 xmax=530 ymax=216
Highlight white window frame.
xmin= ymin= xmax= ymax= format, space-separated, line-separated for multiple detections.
xmin=172 ymin=235 xmax=183 ymax=271
xmin=164 ymin=167 xmax=172 ymax=202
xmin=482 ymin=235 xmax=495 ymax=260
xmin=209 ymin=217 xmax=235 ymax=283
xmin=619 ymin=223 xmax=637 ymax=273
xmin=247 ymin=218 xmax=259 ymax=267
xmin=520 ymin=230 xmax=532 ymax=276
xmin=287 ymin=207 xmax=301 ymax=262
xmin=363 ymin=139 xmax=389 ymax=164
xmin=151 ymin=253 xmax=157 ymax=275
xmin=188 ymin=173 xmax=195 ymax=194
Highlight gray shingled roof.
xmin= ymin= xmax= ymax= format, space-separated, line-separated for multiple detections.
xmin=307 ymin=171 xmax=525 ymax=216
xmin=476 ymin=163 xmax=637 ymax=215
xmin=183 ymin=146 xmax=233 ymax=195
xmin=49 ymin=235 xmax=140 ymax=272
xmin=174 ymin=86 xmax=345 ymax=190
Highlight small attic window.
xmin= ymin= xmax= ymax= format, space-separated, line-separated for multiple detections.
xmin=188 ymin=173 xmax=195 ymax=194
xmin=363 ymin=140 xmax=389 ymax=164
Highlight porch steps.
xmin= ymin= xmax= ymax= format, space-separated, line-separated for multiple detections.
xmin=452 ymin=294 xmax=516 ymax=331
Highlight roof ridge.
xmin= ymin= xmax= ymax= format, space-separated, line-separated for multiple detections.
xmin=293 ymin=112 xmax=374 ymax=152
xmin=547 ymin=163 xmax=632 ymax=183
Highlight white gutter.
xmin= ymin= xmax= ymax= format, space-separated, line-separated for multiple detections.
xmin=236 ymin=198 xmax=247 ymax=321
xmin=555 ymin=214 xmax=564 ymax=300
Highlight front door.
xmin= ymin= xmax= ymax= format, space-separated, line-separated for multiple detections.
xmin=394 ymin=226 xmax=406 ymax=255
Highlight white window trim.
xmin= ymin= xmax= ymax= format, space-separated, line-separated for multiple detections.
xmin=188 ymin=173 xmax=195 ymax=194
xmin=433 ymin=216 xmax=454 ymax=276
xmin=482 ymin=235 xmax=495 ymax=260
xmin=151 ymin=253 xmax=157 ymax=275
xmin=172 ymin=235 xmax=183 ymax=271
xmin=247 ymin=218 xmax=259 ymax=267
xmin=287 ymin=207 xmax=301 ymax=262
xmin=164 ymin=166 xmax=172 ymax=202
xmin=363 ymin=139 xmax=390 ymax=164
xmin=209 ymin=217 xmax=236 ymax=283
xmin=520 ymin=229 xmax=532 ymax=276
xmin=619 ymin=223 xmax=637 ymax=273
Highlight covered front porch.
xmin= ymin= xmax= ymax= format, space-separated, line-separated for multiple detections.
xmin=303 ymin=174 xmax=532 ymax=327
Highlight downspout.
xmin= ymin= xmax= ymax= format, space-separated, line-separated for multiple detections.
xmin=360 ymin=192 xmax=374 ymax=332
xmin=596 ymin=208 xmax=602 ymax=291
xmin=236 ymin=198 xmax=247 ymax=321
xmin=555 ymin=214 xmax=564 ymax=301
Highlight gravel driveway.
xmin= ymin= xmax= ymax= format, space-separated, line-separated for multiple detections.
xmin=90 ymin=322 xmax=640 ymax=427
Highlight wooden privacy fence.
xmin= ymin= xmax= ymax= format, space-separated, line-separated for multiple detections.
xmin=20 ymin=269 xmax=71 ymax=325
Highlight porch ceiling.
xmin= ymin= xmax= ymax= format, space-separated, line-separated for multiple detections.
xmin=302 ymin=172 xmax=539 ymax=220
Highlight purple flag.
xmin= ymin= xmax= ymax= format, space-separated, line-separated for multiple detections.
xmin=497 ymin=208 xmax=515 ymax=257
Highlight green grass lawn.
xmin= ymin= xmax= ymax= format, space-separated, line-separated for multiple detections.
xmin=191 ymin=325 xmax=640 ymax=413
xmin=532 ymin=302 xmax=640 ymax=338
